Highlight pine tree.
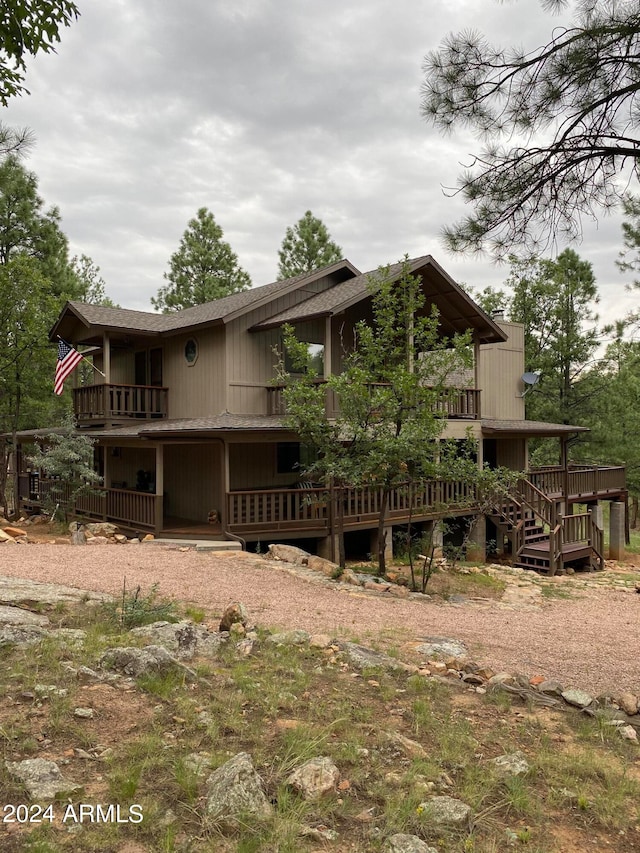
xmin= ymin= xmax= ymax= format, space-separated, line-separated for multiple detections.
xmin=277 ymin=211 xmax=342 ymax=279
xmin=152 ymin=208 xmax=251 ymax=312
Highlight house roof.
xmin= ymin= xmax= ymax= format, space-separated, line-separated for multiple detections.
xmin=251 ymin=255 xmax=508 ymax=345
xmin=481 ymin=419 xmax=589 ymax=437
xmin=49 ymin=260 xmax=361 ymax=344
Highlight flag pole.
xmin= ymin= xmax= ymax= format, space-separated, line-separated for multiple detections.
xmin=57 ymin=337 xmax=106 ymax=378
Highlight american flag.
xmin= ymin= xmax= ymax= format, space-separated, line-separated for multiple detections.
xmin=54 ymin=339 xmax=83 ymax=395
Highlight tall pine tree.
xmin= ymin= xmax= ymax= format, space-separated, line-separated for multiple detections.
xmin=152 ymin=208 xmax=251 ymax=312
xmin=277 ymin=211 xmax=342 ymax=279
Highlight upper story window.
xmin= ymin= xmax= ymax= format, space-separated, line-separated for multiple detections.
xmin=184 ymin=338 xmax=198 ymax=366
xmin=284 ymin=342 xmax=324 ymax=376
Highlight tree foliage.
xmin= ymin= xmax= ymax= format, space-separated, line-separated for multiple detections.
xmin=422 ymin=0 xmax=640 ymax=256
xmin=477 ymin=249 xmax=599 ymax=433
xmin=277 ymin=210 xmax=342 ymax=279
xmin=0 ymin=157 xmax=82 ymax=513
xmin=70 ymin=254 xmax=117 ymax=307
xmin=152 ymin=208 xmax=251 ymax=312
xmin=0 ymin=0 xmax=79 ymax=105
xmin=27 ymin=412 xmax=101 ymax=522
xmin=276 ymin=258 xmax=474 ymax=574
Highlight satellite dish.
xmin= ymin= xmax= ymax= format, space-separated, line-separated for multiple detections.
xmin=522 ymin=371 xmax=541 ymax=386
xmin=519 ymin=371 xmax=541 ymax=397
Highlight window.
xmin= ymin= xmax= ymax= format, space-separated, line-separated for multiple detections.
xmin=284 ymin=342 xmax=324 ymax=376
xmin=184 ymin=338 xmax=198 ymax=365
xmin=276 ymin=442 xmax=316 ymax=474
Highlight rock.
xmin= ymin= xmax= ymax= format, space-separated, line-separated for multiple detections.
xmin=309 ymin=634 xmax=332 ymax=649
xmin=337 ymin=641 xmax=415 ymax=673
xmin=490 ymin=750 xmax=530 ymax=777
xmin=536 ymin=680 xmax=565 ymax=698
xmin=73 ymin=708 xmax=94 ymax=719
xmin=305 ymin=555 xmax=340 ymax=576
xmin=340 ymin=568 xmax=362 ymax=585
xmin=286 ymin=756 xmax=340 ymax=800
xmin=620 ymin=725 xmax=638 ymax=741
xmin=85 ymin=522 xmax=119 ymax=538
xmin=99 ymin=645 xmax=196 ymax=680
xmin=389 ymin=584 xmax=410 ymax=598
xmin=0 ymin=606 xmax=49 ymax=627
xmin=0 ymin=625 xmax=48 ymax=647
xmin=417 ymin=795 xmax=472 ymax=827
xmin=3 ymin=526 xmax=26 ymax=538
xmin=618 ymin=692 xmax=639 ymax=716
xmin=416 ymin=637 xmax=468 ymax=660
xmin=205 ymin=752 xmax=273 ymax=827
xmin=0 ymin=528 xmax=15 ymax=542
xmin=267 ymin=543 xmax=309 ymax=562
xmin=34 ymin=684 xmax=68 ymax=699
xmin=300 ymin=825 xmax=339 ymax=841
xmin=142 ymin=533 xmax=155 ymax=542
xmin=561 ymin=688 xmax=594 ymax=709
xmin=266 ymin=629 xmax=310 ymax=646
xmin=385 ymin=731 xmax=428 ymax=759
xmin=183 ymin=752 xmax=212 ymax=778
xmin=219 ymin=602 xmax=250 ymax=632
xmin=5 ymin=758 xmax=82 ymax=800
xmin=69 ymin=523 xmax=86 ymax=546
xmin=86 ymin=536 xmax=109 ymax=546
xmin=130 ymin=621 xmax=225 ymax=659
xmin=385 ymin=834 xmax=440 ymax=853
xmin=0 ymin=576 xmax=109 ymax=606
xmin=114 ymin=534 xmax=128 ymax=543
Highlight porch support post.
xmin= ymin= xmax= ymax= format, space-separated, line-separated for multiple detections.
xmin=586 ymin=501 xmax=603 ymax=531
xmin=318 ymin=534 xmax=340 ymax=562
xmin=102 ymin=445 xmax=109 ymax=521
xmin=609 ymin=500 xmax=626 ymax=561
xmin=370 ymin=526 xmax=393 ymax=566
xmin=154 ymin=444 xmax=164 ymax=533
xmin=466 ymin=514 xmax=486 ymax=563
xmin=560 ymin=436 xmax=568 ymax=501
xmin=103 ymin=332 xmax=111 ymax=384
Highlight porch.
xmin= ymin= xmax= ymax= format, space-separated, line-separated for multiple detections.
xmin=17 ymin=463 xmax=625 ymax=542
xmin=73 ymin=384 xmax=169 ymax=423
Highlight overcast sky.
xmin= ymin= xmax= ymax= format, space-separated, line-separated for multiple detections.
xmin=2 ymin=0 xmax=636 ymax=330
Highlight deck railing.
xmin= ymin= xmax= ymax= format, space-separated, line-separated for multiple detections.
xmin=74 ymin=384 xmax=168 ymax=421
xmin=226 ymin=479 xmax=477 ymax=533
xmin=18 ymin=478 xmax=159 ymax=530
xmin=528 ymin=465 xmax=626 ymax=498
xmin=266 ymin=383 xmax=481 ymax=419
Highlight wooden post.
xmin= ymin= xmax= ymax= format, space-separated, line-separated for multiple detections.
xmin=154 ymin=443 xmax=164 ymax=533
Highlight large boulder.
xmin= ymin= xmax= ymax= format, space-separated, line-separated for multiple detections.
xmin=130 ymin=621 xmax=225 ymax=659
xmin=99 ymin=645 xmax=195 ymax=679
xmin=205 ymin=752 xmax=273 ymax=828
xmin=385 ymin=835 xmax=440 ymax=853
xmin=5 ymin=758 xmax=82 ymax=800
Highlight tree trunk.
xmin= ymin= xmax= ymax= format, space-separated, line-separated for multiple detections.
xmin=377 ymin=487 xmax=390 ymax=576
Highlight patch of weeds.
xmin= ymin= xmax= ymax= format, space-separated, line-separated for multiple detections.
xmin=136 ymin=668 xmax=187 ymax=700
xmin=183 ymin=605 xmax=206 ymax=623
xmin=539 ymin=584 xmax=573 ymax=599
xmin=101 ymin=581 xmax=179 ymax=630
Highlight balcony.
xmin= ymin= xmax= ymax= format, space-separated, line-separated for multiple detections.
xmin=73 ymin=384 xmax=168 ymax=422
xmin=267 ymin=382 xmax=481 ymax=419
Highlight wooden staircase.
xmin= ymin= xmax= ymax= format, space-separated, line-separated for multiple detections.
xmin=490 ymin=478 xmax=604 ymax=575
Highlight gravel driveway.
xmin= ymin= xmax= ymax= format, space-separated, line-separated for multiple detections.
xmin=1 ymin=544 xmax=639 ymax=697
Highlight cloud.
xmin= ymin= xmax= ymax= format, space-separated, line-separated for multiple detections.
xmin=0 ymin=0 xmax=631 ymax=327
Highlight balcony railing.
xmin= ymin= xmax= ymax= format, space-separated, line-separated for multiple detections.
xmin=73 ymin=384 xmax=168 ymax=421
xmin=527 ymin=465 xmax=626 ymax=498
xmin=267 ymin=383 xmax=481 ymax=419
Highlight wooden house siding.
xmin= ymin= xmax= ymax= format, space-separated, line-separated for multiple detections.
xmin=228 ymin=441 xmax=299 ymax=491
xmin=161 ymin=331 xmax=226 ymax=418
xmin=477 ymin=321 xmax=525 ymax=420
xmin=163 ymin=443 xmax=223 ymax=522
xmin=225 ymin=276 xmax=338 ymax=414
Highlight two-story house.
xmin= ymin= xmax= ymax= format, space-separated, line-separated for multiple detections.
xmin=15 ymin=255 xmax=627 ymax=573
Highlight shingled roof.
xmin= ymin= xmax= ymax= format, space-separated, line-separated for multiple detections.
xmin=251 ymin=255 xmax=507 ymax=344
xmin=49 ymin=260 xmax=360 ymax=342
